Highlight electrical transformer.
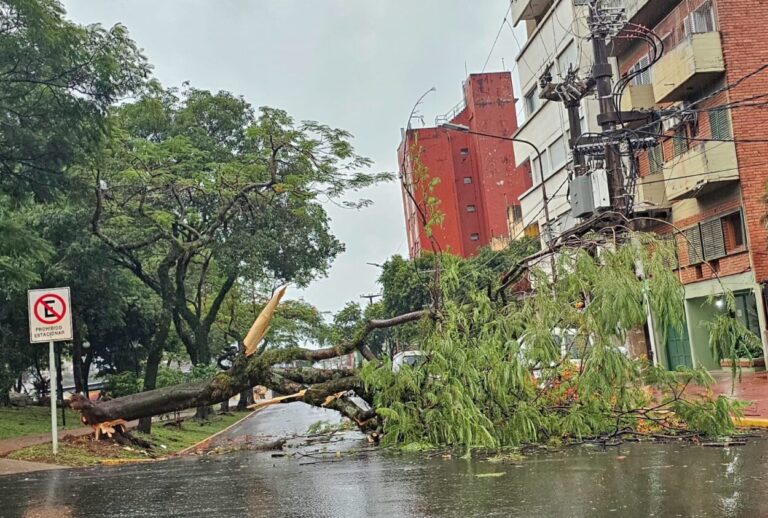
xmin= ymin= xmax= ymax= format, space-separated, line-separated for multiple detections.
xmin=570 ymin=175 xmax=594 ymax=218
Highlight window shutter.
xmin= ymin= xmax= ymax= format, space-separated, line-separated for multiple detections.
xmin=701 ymin=219 xmax=726 ymax=260
xmin=685 ymin=226 xmax=703 ymax=265
xmin=684 ymin=15 xmax=693 ymax=37
xmin=709 ymin=110 xmax=731 ymax=140
xmin=673 ymin=126 xmax=689 ymax=157
xmin=649 ymin=145 xmax=663 ymax=174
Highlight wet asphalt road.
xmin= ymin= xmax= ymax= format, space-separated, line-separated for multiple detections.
xmin=1 ymin=403 xmax=767 ymax=517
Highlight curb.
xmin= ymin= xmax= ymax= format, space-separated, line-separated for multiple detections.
xmin=176 ymin=408 xmax=264 ymax=456
xmin=733 ymin=417 xmax=768 ymax=428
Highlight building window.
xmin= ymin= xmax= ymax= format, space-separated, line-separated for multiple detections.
xmin=683 ymin=211 xmax=745 ymax=267
xmin=467 ymin=204 xmax=476 ymax=213
xmin=524 ymin=86 xmax=539 ymax=116
xmin=549 ymin=135 xmax=567 ymax=172
xmin=722 ymin=211 xmax=745 ymax=251
xmin=649 ymin=145 xmax=663 ymax=174
xmin=470 ymin=233 xmax=480 ymax=241
xmin=686 ymin=1 xmax=715 ymax=35
xmin=709 ymin=110 xmax=732 ymax=141
xmin=629 ymin=55 xmax=651 ymax=86
xmin=532 ymin=156 xmax=543 ymax=184
xmin=700 ymin=218 xmax=726 ymax=260
xmin=685 ymin=226 xmax=703 ymax=265
xmin=673 ymin=125 xmax=689 ymax=157
xmin=463 ymin=177 xmax=472 ymax=184
xmin=460 ymin=147 xmax=470 ymax=156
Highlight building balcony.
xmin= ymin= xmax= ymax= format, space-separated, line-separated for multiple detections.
xmin=652 ymin=32 xmax=725 ymax=103
xmin=664 ymin=140 xmax=739 ymax=201
xmin=620 ymin=84 xmax=656 ymax=111
xmin=511 ymin=0 xmax=553 ymax=25
xmin=610 ymin=0 xmax=678 ymax=57
xmin=635 ymin=172 xmax=669 ymax=211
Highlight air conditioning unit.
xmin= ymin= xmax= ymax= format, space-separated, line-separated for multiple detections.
xmin=662 ymin=114 xmax=684 ymax=132
xmin=662 ymin=103 xmax=694 ymax=132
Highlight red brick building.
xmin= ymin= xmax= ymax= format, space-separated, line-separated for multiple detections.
xmin=614 ymin=0 xmax=768 ymax=368
xmin=397 ymin=72 xmax=532 ymax=258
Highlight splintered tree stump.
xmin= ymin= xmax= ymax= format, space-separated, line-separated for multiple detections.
xmin=92 ymin=419 xmax=128 ymax=441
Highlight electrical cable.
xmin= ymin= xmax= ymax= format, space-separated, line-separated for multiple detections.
xmin=482 ymin=3 xmax=512 ymax=73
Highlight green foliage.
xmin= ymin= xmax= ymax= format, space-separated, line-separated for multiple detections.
xmin=93 ymin=86 xmax=389 ymax=365
xmin=104 ymin=371 xmax=143 ymax=398
xmin=189 ymin=364 xmax=220 ymax=382
xmin=0 ymin=0 xmax=150 ymax=196
xmin=705 ymin=292 xmax=764 ymax=378
xmin=362 ymin=234 xmax=745 ymax=450
xmin=156 ymin=367 xmax=187 ymax=389
xmin=370 ymin=238 xmax=540 ymax=355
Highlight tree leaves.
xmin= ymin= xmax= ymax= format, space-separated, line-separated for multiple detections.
xmin=362 ymin=235 xmax=743 ymax=450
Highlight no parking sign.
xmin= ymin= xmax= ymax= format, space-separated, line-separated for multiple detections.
xmin=28 ymin=287 xmax=73 ymax=343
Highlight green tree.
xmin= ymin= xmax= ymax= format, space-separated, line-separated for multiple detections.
xmin=363 ymin=235 xmax=744 ymax=450
xmin=91 ymin=86 xmax=390 ymax=370
xmin=0 ymin=0 xmax=150 ymax=196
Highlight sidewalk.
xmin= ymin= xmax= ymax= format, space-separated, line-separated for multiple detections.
xmin=0 ymin=458 xmax=68 ymax=475
xmin=0 ymin=426 xmax=97 ymax=457
xmin=708 ymin=370 xmax=768 ymax=426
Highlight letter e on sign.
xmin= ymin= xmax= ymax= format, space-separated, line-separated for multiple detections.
xmin=28 ymin=287 xmax=73 ymax=343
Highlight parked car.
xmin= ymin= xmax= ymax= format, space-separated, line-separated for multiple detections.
xmin=392 ymin=350 xmax=427 ymax=373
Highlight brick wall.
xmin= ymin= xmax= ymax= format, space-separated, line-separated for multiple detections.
xmin=717 ymin=0 xmax=768 ymax=282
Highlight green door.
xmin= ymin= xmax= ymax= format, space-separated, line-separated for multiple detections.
xmin=667 ymin=324 xmax=693 ymax=369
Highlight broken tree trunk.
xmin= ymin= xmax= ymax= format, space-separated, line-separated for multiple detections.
xmin=69 ymin=310 xmax=428 ymax=429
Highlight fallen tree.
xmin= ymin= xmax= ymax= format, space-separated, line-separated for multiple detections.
xmin=70 ymin=309 xmax=428 ymax=430
xmin=71 ymin=233 xmax=753 ymax=449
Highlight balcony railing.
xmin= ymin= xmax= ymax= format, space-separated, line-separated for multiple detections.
xmin=664 ymin=140 xmax=738 ymax=201
xmin=635 ymin=172 xmax=669 ymax=210
xmin=652 ymin=32 xmax=724 ymax=103
xmin=620 ymin=84 xmax=656 ymax=111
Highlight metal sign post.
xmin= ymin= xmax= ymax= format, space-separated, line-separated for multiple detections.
xmin=48 ymin=340 xmax=58 ymax=454
xmin=28 ymin=287 xmax=73 ymax=456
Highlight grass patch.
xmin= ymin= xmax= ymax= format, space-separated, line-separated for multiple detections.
xmin=8 ymin=437 xmax=142 ymax=467
xmin=6 ymin=411 xmax=252 ymax=466
xmin=0 ymin=406 xmax=82 ymax=440
xmin=134 ymin=412 xmax=247 ymax=453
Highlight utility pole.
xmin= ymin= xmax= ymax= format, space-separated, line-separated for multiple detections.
xmin=540 ymin=0 xmax=645 ymax=218
xmin=539 ymin=68 xmax=591 ymax=177
xmin=360 ymin=294 xmax=381 ymax=306
xmin=587 ymin=0 xmax=625 ymax=214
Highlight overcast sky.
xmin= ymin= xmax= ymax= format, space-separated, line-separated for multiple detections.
xmin=62 ymin=0 xmax=524 ymax=314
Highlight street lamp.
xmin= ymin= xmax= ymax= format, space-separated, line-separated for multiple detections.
xmin=439 ymin=122 xmax=553 ymax=247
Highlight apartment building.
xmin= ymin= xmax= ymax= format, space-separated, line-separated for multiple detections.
xmin=510 ymin=0 xmax=603 ymax=244
xmin=398 ymin=72 xmax=532 ymax=258
xmin=509 ymin=0 xmax=768 ymax=369
xmin=614 ymin=0 xmax=768 ymax=368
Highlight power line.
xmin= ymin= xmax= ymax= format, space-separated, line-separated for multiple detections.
xmin=482 ymin=3 xmax=512 ymax=73
xmin=627 ymin=61 xmax=768 ymax=136
xmin=633 ymin=161 xmax=764 ymax=187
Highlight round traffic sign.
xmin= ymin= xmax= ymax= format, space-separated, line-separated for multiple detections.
xmin=33 ymin=293 xmax=67 ymax=325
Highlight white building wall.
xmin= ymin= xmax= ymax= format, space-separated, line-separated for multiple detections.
xmin=511 ymin=0 xmax=601 ymax=239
